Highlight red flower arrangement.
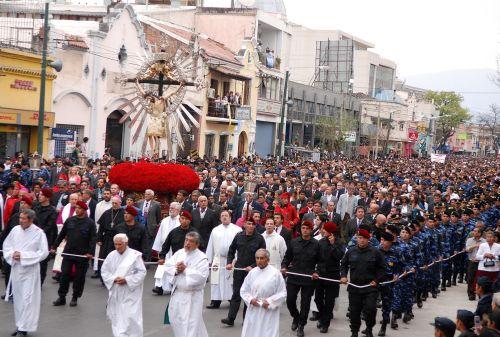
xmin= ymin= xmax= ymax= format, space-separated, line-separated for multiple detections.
xmin=108 ymin=162 xmax=200 ymax=193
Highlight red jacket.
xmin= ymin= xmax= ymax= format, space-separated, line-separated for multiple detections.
xmin=276 ymin=203 xmax=299 ymax=230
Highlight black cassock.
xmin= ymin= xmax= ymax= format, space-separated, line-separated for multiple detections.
xmin=97 ymin=208 xmax=125 ymax=259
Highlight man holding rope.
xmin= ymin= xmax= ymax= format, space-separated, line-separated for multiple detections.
xmin=340 ymin=228 xmax=386 ymax=337
xmin=52 ymin=200 xmax=96 ymax=307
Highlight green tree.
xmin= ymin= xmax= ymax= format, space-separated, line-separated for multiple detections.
xmin=424 ymin=91 xmax=470 ymax=149
xmin=316 ymin=114 xmax=357 ymax=153
xmin=477 ymin=104 xmax=499 ymax=154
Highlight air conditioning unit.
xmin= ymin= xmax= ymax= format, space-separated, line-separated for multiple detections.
xmin=207 ymin=88 xmax=215 ymax=99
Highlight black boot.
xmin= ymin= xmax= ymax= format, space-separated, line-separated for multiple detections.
xmin=446 ymin=279 xmax=452 ymax=287
xmin=221 ymin=318 xmax=234 ymax=326
xmin=309 ymin=311 xmax=319 ymax=321
xmin=69 ymin=296 xmax=78 ymax=307
xmin=297 ymin=325 xmax=305 ymax=337
xmin=52 ymin=297 xmax=66 ymax=306
xmin=378 ymin=323 xmax=387 ymax=336
xmin=452 ymin=275 xmax=457 ymax=286
xmin=440 ymin=282 xmax=446 ymax=291
xmin=458 ymin=275 xmax=464 ymax=283
xmin=291 ymin=319 xmax=299 ymax=331
xmin=320 ymin=325 xmax=328 ymax=333
xmin=365 ymin=329 xmax=374 ymax=337
xmin=351 ymin=333 xmax=359 ymax=337
xmin=391 ymin=313 xmax=398 ymax=329
xmin=432 ymin=291 xmax=437 ymax=298
xmin=422 ymin=292 xmax=428 ymax=301
xmin=152 ymin=286 xmax=163 ymax=295
xmin=403 ymin=312 xmax=411 ymax=323
xmin=416 ymin=293 xmax=423 ymax=308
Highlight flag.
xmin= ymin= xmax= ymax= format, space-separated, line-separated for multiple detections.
xmin=163 ymin=303 xmax=170 ymax=325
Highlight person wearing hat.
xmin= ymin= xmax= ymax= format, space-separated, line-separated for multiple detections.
xmin=34 ymin=188 xmax=58 ymax=285
xmin=450 ymin=211 xmax=467 ymax=285
xmin=281 ymin=220 xmax=320 ymax=337
xmin=456 ymin=309 xmax=476 ymax=337
xmin=397 ymin=226 xmax=418 ymax=324
xmin=114 ymin=206 xmax=149 ymax=260
xmin=475 ymin=276 xmax=494 ymax=320
xmin=276 ymin=192 xmax=299 ymax=232
xmin=425 ymin=214 xmax=442 ymax=298
xmin=377 ymin=231 xmax=401 ymax=336
xmin=340 ymin=228 xmax=386 ymax=337
xmin=431 ymin=316 xmax=456 ymax=337
xmin=438 ymin=212 xmax=454 ymax=291
xmin=315 ymin=221 xmax=343 ymax=333
xmin=52 ymin=200 xmax=96 ymax=307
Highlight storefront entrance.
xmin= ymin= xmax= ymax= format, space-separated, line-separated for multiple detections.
xmin=0 ymin=126 xmax=30 ymax=159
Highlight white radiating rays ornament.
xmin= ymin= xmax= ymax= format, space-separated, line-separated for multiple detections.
xmin=119 ymin=39 xmax=205 ymax=157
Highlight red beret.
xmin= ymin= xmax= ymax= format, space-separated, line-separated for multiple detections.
xmin=323 ymin=221 xmax=337 ymax=234
xmin=301 ymin=220 xmax=314 ymax=229
xmin=40 ymin=188 xmax=53 ymax=198
xmin=180 ymin=210 xmax=192 ymax=221
xmin=76 ymin=200 xmax=88 ymax=211
xmin=125 ymin=206 xmax=138 ymax=217
xmin=357 ymin=229 xmax=371 ymax=239
xmin=21 ymin=195 xmax=33 ymax=207
xmin=280 ymin=192 xmax=291 ymax=199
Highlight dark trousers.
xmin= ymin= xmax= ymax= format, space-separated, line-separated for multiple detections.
xmin=348 ymin=291 xmax=378 ymax=333
xmin=467 ymin=261 xmax=479 ymax=297
xmin=314 ymin=281 xmax=339 ymax=327
xmin=379 ymin=285 xmax=393 ymax=323
xmin=40 ymin=256 xmax=50 ymax=286
xmin=58 ymin=258 xmax=88 ymax=299
xmin=286 ymin=282 xmax=315 ymax=327
xmin=227 ymin=270 xmax=248 ymax=321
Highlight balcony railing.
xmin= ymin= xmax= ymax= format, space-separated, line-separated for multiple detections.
xmin=207 ymin=101 xmax=236 ymax=119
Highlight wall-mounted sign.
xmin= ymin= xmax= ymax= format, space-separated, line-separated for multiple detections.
xmin=10 ymin=79 xmax=37 ymax=91
xmin=51 ymin=128 xmax=76 ymax=141
xmin=408 ymin=129 xmax=419 ymax=142
xmin=235 ymin=106 xmax=252 ymax=120
xmin=257 ymin=99 xmax=281 ymax=115
xmin=343 ymin=131 xmax=356 ymax=142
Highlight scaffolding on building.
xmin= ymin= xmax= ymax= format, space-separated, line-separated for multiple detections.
xmin=0 ymin=0 xmax=44 ymax=53
xmin=312 ymin=38 xmax=353 ymax=94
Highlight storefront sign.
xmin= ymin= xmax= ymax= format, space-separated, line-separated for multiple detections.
xmin=51 ymin=128 xmax=76 ymax=141
xmin=408 ymin=129 xmax=419 ymax=142
xmin=19 ymin=111 xmax=55 ymax=127
xmin=343 ymin=131 xmax=356 ymax=142
xmin=65 ymin=141 xmax=76 ymax=154
xmin=10 ymin=79 xmax=37 ymax=91
xmin=235 ymin=106 xmax=252 ymax=120
xmin=0 ymin=112 xmax=18 ymax=124
xmin=257 ymin=99 xmax=281 ymax=115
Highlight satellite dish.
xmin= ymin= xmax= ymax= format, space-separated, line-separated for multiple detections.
xmin=239 ymin=0 xmax=255 ymax=7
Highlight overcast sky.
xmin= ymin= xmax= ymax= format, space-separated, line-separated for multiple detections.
xmin=284 ymin=0 xmax=500 ymax=77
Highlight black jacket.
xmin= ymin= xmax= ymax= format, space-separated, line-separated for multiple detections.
xmin=317 ymin=237 xmax=344 ymax=277
xmin=475 ymin=293 xmax=493 ymax=318
xmin=114 ymin=223 xmax=149 ymax=260
xmin=277 ymin=225 xmax=292 ymax=248
xmin=190 ymin=208 xmax=218 ymax=250
xmin=34 ymin=204 xmax=58 ymax=247
xmin=159 ymin=225 xmax=198 ymax=259
xmin=282 ymin=236 xmax=320 ymax=286
xmin=340 ymin=244 xmax=386 ymax=293
xmin=54 ymin=215 xmax=96 ymax=257
xmin=227 ymin=231 xmax=266 ymax=269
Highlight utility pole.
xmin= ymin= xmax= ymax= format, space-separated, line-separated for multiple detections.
xmin=37 ymin=1 xmax=49 ymax=156
xmin=384 ymin=111 xmax=393 ymax=156
xmin=374 ymin=101 xmax=381 ymax=159
xmin=277 ymin=70 xmax=289 ymax=160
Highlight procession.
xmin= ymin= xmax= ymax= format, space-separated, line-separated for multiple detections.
xmin=0 ymin=0 xmax=499 ymax=336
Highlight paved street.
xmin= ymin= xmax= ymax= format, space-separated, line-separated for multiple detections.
xmin=0 ymin=263 xmax=476 ymax=337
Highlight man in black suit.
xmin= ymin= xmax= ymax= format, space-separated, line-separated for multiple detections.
xmin=364 ymin=203 xmax=379 ymax=225
xmin=376 ymin=191 xmax=392 ymax=216
xmin=235 ymin=176 xmax=245 ymax=197
xmin=232 ymin=192 xmax=264 ymax=223
xmin=333 ymin=182 xmax=345 ymax=200
xmin=341 ymin=206 xmax=368 ymax=245
xmin=357 ymin=188 xmax=371 ymax=208
xmin=274 ymin=212 xmax=292 ymax=248
xmin=82 ymin=189 xmax=97 ymax=220
xmin=190 ymin=195 xmax=218 ymax=250
xmin=176 ymin=189 xmax=192 ymax=212
xmin=49 ymin=159 xmax=67 ymax=187
xmin=50 ymin=180 xmax=70 ymax=210
xmin=204 ymin=178 xmax=220 ymax=198
xmin=325 ymin=201 xmax=342 ymax=225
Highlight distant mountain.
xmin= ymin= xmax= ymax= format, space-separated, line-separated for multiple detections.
xmin=402 ymin=69 xmax=500 ymax=116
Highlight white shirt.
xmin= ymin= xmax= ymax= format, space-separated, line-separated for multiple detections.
xmin=476 ymin=241 xmax=500 ymax=272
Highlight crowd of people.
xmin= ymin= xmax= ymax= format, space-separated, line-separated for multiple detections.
xmin=0 ymin=152 xmax=499 ymax=337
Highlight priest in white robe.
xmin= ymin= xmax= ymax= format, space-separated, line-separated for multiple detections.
xmin=240 ymin=249 xmax=287 ymax=337
xmin=164 ymin=231 xmax=209 ymax=337
xmin=2 ymin=209 xmax=49 ymax=336
xmin=101 ymin=233 xmax=147 ymax=337
xmin=261 ymin=218 xmax=287 ymax=270
xmin=205 ymin=210 xmax=241 ymax=309
xmin=152 ymin=202 xmax=181 ymax=294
